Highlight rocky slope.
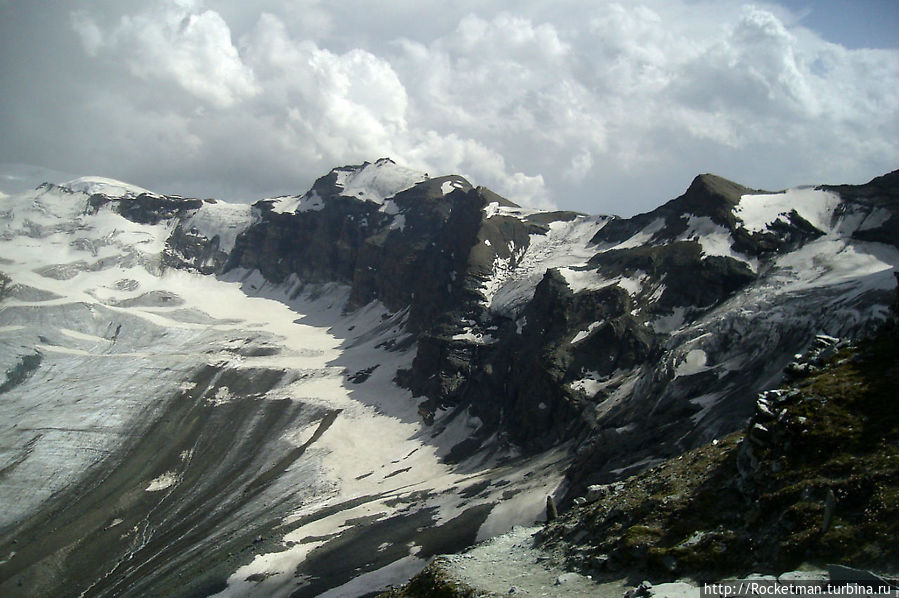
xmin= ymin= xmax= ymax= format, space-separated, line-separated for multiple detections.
xmin=230 ymin=162 xmax=899 ymax=484
xmin=0 ymin=161 xmax=897 ymax=596
xmin=0 ymin=168 xmax=565 ymax=598
xmin=536 ymin=289 xmax=899 ymax=581
xmin=380 ymin=282 xmax=899 ymax=597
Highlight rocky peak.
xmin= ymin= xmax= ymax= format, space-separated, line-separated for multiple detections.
xmin=590 ymin=173 xmax=763 ymax=246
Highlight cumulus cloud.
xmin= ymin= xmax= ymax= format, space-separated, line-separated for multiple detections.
xmin=72 ymin=1 xmax=259 ymax=108
xmin=1 ymin=1 xmax=896 ymax=213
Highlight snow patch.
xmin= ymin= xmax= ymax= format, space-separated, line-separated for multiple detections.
xmin=650 ymin=307 xmax=688 ymax=334
xmin=62 ymin=176 xmax=154 ymax=198
xmin=334 ymin=159 xmax=426 ymax=204
xmin=675 ymin=349 xmax=708 ymax=377
xmin=854 ymin=207 xmax=892 ymax=232
xmin=145 ymin=471 xmax=179 ymax=492
xmin=315 ymin=556 xmax=427 ymax=598
xmin=572 ymin=321 xmax=603 ymax=344
xmin=678 ymin=216 xmax=757 ymax=270
xmin=558 ymin=267 xmax=647 ymax=296
xmin=570 ymin=371 xmax=603 ymax=396
xmin=182 ymin=201 xmax=255 ymax=254
xmin=611 ymin=217 xmax=665 ymax=249
xmin=617 ymin=272 xmax=648 ymax=295
xmin=735 ymin=188 xmax=840 ymax=234
xmin=441 ymin=180 xmax=466 ymax=195
xmin=389 ymin=214 xmax=406 ymax=231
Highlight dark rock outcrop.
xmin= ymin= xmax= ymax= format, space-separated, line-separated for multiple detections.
xmin=217 ymin=165 xmax=899 ymax=478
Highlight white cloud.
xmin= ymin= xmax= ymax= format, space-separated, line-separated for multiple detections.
xmin=72 ymin=1 xmax=259 ymax=108
xmin=3 ymin=0 xmax=894 ymax=214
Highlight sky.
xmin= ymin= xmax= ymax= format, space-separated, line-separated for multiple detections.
xmin=1 ymin=0 xmax=897 ymax=216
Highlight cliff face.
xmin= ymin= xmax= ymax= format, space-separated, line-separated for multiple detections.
xmin=214 ymin=163 xmax=899 ymax=498
xmin=49 ymin=162 xmax=899 ymax=486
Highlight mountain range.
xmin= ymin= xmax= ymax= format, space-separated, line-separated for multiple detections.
xmin=0 ymin=159 xmax=897 ymax=597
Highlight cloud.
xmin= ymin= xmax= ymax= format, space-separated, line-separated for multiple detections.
xmin=242 ymin=13 xmax=409 ymax=157
xmin=72 ymin=1 xmax=259 ymax=108
xmin=1 ymin=1 xmax=895 ymax=214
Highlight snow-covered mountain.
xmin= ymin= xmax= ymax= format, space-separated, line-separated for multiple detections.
xmin=0 ymin=159 xmax=897 ymax=597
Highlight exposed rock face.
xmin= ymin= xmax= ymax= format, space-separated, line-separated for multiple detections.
xmin=220 ymin=164 xmax=899 ymax=489
xmin=824 ymin=169 xmax=899 ymax=249
xmin=229 ymin=161 xmax=498 ymax=333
